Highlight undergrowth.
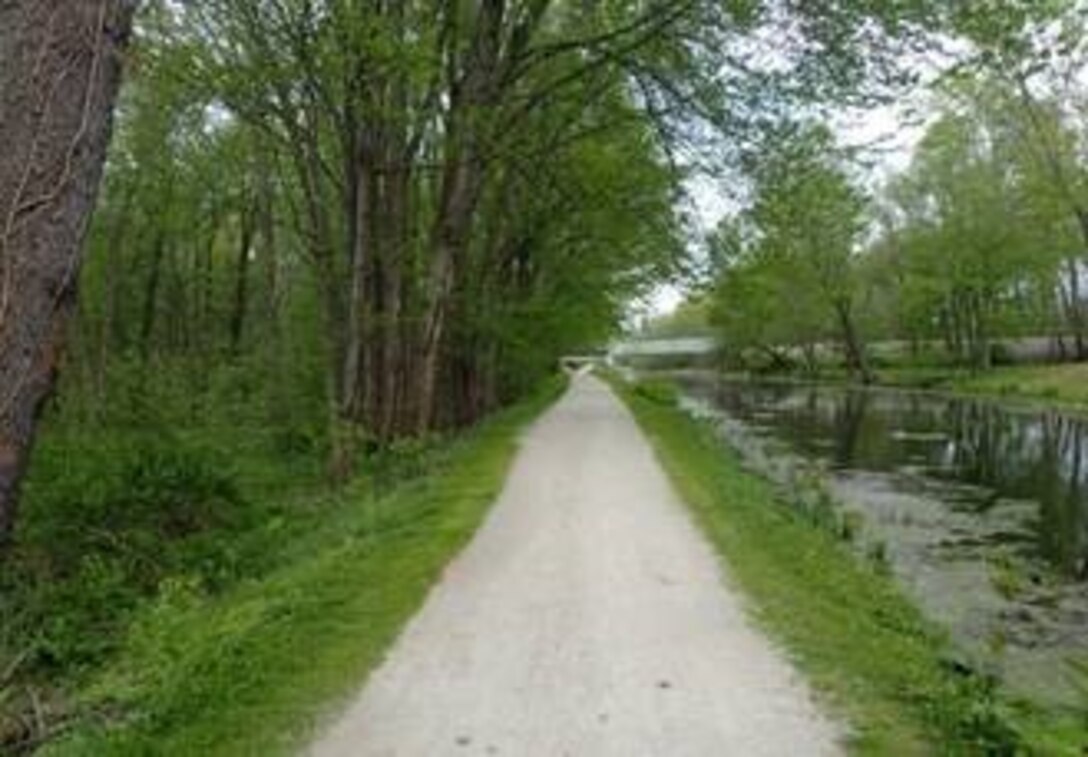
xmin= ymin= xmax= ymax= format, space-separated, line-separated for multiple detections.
xmin=1 ymin=365 xmax=564 ymax=754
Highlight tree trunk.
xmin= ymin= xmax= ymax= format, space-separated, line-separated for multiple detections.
xmin=966 ymin=291 xmax=992 ymax=372
xmin=0 ymin=0 xmax=135 ymax=545
xmin=834 ymin=299 xmax=873 ymax=384
xmin=229 ymin=210 xmax=254 ymax=355
xmin=417 ymin=151 xmax=485 ymax=432
xmin=139 ymin=229 xmax=167 ymax=361
xmin=1064 ymin=255 xmax=1087 ymax=360
xmin=414 ymin=1 xmax=511 ymax=433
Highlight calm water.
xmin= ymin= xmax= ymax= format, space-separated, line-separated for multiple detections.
xmin=675 ymin=374 xmax=1088 ymax=706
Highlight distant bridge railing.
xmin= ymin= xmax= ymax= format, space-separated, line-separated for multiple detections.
xmin=608 ymin=336 xmax=720 ymax=369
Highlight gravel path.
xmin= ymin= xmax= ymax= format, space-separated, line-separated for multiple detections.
xmin=308 ymin=375 xmax=844 ymax=756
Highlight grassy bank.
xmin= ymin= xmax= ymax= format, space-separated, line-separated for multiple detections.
xmin=610 ymin=376 xmax=1085 ymax=755
xmin=877 ymin=362 xmax=1088 ymax=411
xmin=30 ymin=378 xmax=563 ymax=756
xmin=732 ymin=358 xmax=1088 ymax=412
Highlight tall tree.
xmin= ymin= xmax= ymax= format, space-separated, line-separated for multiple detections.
xmin=884 ymin=112 xmax=1042 ymax=368
xmin=744 ymin=124 xmax=874 ymax=381
xmin=0 ymin=1 xmax=136 ymax=544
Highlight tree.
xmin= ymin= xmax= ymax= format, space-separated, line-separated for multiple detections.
xmin=735 ymin=126 xmax=870 ymax=380
xmin=883 ymin=112 xmax=1046 ymax=369
xmin=949 ymin=2 xmax=1088 ymax=355
xmin=0 ymin=1 xmax=136 ymax=545
xmin=707 ymin=216 xmax=827 ymax=372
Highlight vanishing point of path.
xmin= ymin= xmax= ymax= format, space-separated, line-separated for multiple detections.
xmin=309 ymin=375 xmax=843 ymax=756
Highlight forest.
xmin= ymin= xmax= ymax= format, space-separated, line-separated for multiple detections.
xmin=2 ymin=0 xmax=1085 ymax=753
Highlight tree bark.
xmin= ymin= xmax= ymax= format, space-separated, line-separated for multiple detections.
xmin=0 ymin=0 xmax=135 ymax=545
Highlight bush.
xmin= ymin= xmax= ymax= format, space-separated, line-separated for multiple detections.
xmin=4 ymin=439 xmax=248 ymax=674
xmin=23 ymin=440 xmax=243 ymax=574
xmin=30 ymin=556 xmax=137 ymax=670
xmin=367 ymin=436 xmax=439 ymax=495
xmin=270 ymin=425 xmax=321 ymax=458
xmin=122 ymin=444 xmax=243 ymax=538
xmin=932 ymin=660 xmax=1021 ymax=755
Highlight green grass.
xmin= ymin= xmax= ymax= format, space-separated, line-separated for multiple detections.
xmin=941 ymin=363 xmax=1088 ymax=410
xmin=721 ymin=346 xmax=1088 ymax=413
xmin=39 ymin=378 xmax=565 ymax=756
xmin=609 ymin=376 xmax=1086 ymax=755
xmin=863 ymin=362 xmax=1088 ymax=412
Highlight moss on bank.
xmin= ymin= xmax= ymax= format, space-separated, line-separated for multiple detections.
xmin=609 ymin=375 xmax=1086 ymax=755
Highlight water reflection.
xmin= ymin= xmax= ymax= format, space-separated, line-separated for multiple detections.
xmin=681 ymin=378 xmax=1088 ymax=579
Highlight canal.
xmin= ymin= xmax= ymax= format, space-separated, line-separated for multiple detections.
xmin=674 ymin=374 xmax=1088 ymax=707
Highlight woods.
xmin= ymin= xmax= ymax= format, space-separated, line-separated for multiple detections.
xmin=3 ymin=0 xmax=1085 ymax=752
xmin=116 ymin=2 xmax=703 ymax=477
xmin=0 ymin=2 xmax=720 ymax=748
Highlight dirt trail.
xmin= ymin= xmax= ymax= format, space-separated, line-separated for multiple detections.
xmin=308 ymin=375 xmax=843 ymax=756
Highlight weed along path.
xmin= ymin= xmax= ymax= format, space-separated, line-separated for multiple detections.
xmin=308 ymin=375 xmax=842 ymax=756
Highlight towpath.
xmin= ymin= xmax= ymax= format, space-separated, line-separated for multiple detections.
xmin=309 ymin=375 xmax=842 ymax=756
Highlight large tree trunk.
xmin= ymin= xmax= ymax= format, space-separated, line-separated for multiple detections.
xmin=417 ymin=142 xmax=490 ymax=432
xmin=415 ymin=1 xmax=511 ymax=433
xmin=0 ymin=0 xmax=135 ymax=545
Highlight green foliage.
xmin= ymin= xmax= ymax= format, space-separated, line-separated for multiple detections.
xmin=37 ymin=378 xmax=564 ymax=756
xmin=989 ymin=551 xmax=1028 ymax=600
xmin=8 ymin=0 xmax=1088 ymax=751
xmin=906 ymin=363 xmax=1088 ymax=411
xmin=2 ymin=351 xmax=478 ymax=750
xmin=642 ymin=298 xmax=714 ymax=338
xmin=5 ymin=436 xmax=246 ymax=673
xmin=933 ymin=665 xmax=1022 ymax=755
xmin=707 ymin=123 xmax=872 ymax=378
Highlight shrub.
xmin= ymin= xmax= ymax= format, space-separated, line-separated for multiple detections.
xmin=270 ymin=425 xmax=321 ymax=458
xmin=932 ymin=659 xmax=1021 ymax=755
xmin=368 ymin=436 xmax=439 ymax=495
xmin=6 ymin=439 xmax=247 ymax=673
xmin=121 ymin=443 xmax=243 ymax=539
xmin=23 ymin=440 xmax=243 ymax=573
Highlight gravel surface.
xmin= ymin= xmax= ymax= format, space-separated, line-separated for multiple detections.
xmin=308 ymin=375 xmax=843 ymax=756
